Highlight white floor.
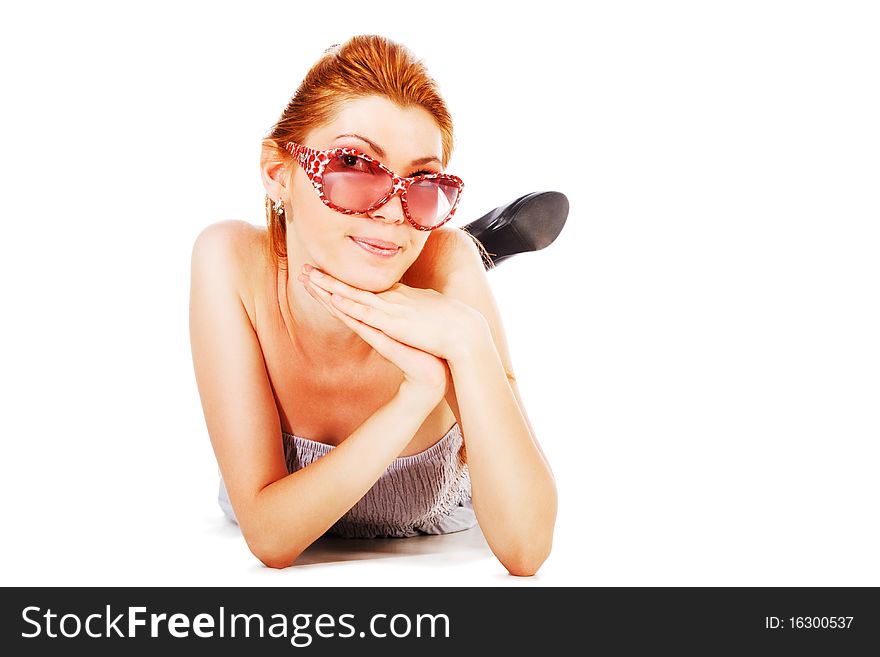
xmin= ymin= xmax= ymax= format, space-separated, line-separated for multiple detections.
xmin=204 ymin=515 xmax=534 ymax=586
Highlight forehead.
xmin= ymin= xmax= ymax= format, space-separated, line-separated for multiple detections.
xmin=309 ymin=95 xmax=443 ymax=164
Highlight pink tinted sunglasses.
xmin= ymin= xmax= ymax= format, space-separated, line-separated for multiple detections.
xmin=284 ymin=141 xmax=464 ymax=231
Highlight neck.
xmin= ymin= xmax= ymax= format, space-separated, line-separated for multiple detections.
xmin=276 ymin=257 xmax=376 ymax=369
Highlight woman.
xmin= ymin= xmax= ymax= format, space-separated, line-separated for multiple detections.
xmin=189 ymin=35 xmax=562 ymax=576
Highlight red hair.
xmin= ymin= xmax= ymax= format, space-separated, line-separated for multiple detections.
xmin=261 ymin=35 xmax=455 ymax=272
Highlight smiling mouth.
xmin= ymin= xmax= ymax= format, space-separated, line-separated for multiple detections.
xmin=348 ymin=236 xmax=401 ymax=257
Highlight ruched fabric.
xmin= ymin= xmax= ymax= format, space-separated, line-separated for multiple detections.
xmin=217 ymin=423 xmax=477 ymax=538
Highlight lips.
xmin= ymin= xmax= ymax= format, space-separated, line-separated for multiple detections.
xmin=350 ymin=236 xmax=400 ymax=250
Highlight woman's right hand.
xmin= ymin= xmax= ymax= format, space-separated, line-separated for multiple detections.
xmin=299 ymin=273 xmax=449 ymax=404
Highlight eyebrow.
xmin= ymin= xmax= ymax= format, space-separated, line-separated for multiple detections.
xmin=334 ymin=133 xmax=442 ymax=167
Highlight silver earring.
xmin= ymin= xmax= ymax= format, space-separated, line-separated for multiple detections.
xmin=273 ymin=198 xmax=285 ymax=216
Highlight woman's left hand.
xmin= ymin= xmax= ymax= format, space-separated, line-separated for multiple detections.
xmin=301 ymin=264 xmax=488 ymax=362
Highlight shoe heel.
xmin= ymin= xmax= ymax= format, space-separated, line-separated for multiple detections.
xmin=509 ymin=191 xmax=569 ymax=251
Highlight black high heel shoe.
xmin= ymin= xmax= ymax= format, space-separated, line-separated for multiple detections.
xmin=461 ymin=191 xmax=569 ymax=269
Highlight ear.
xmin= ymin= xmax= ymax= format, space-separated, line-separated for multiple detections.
xmin=259 ymin=141 xmax=292 ymax=202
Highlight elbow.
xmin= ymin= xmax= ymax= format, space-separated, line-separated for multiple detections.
xmin=240 ymin=503 xmax=307 ymax=569
xmin=253 ymin=544 xmax=302 ymax=570
xmin=258 ymin=553 xmax=299 ymax=570
xmin=504 ymin=554 xmax=549 ymax=578
xmin=503 ymin=541 xmax=553 ymax=578
xmin=502 ymin=496 xmax=557 ymax=577
xmin=246 ymin=534 xmax=303 ymax=570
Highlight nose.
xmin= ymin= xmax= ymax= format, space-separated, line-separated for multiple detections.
xmin=367 ymin=190 xmax=407 ymax=225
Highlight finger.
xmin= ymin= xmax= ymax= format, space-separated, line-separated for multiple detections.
xmin=303 ymin=277 xmax=377 ymax=335
xmin=306 ymin=267 xmax=395 ymax=312
xmin=303 ymin=274 xmax=390 ymax=332
xmin=327 ymin=292 xmax=385 ymax=329
xmin=299 ymin=275 xmax=346 ymax=321
xmin=307 ymin=281 xmax=413 ymax=364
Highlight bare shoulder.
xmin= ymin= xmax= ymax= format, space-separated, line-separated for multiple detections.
xmin=190 ymin=220 xmax=266 ymax=324
xmin=427 ymin=227 xmax=519 ymax=374
xmin=428 ymin=226 xmax=490 ymax=291
xmin=189 ymin=220 xmax=287 ymax=548
xmin=406 ymin=226 xmax=488 ymax=292
xmin=190 ymin=220 xmax=255 ymax=283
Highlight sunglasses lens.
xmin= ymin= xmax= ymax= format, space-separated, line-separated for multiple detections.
xmin=323 ymin=154 xmax=392 ymax=211
xmin=407 ymin=179 xmax=460 ymax=228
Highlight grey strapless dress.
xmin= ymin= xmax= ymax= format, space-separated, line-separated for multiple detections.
xmin=217 ymin=423 xmax=477 ymax=538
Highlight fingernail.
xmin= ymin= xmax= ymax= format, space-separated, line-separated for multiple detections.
xmin=302 ymin=263 xmax=313 ymax=273
xmin=297 ymin=274 xmax=308 ymax=284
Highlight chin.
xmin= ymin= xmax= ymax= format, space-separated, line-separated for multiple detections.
xmin=351 ymin=269 xmax=402 ymax=293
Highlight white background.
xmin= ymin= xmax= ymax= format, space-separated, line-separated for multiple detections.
xmin=1 ymin=1 xmax=877 ymax=586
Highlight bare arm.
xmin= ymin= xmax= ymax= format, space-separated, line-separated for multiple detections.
xmin=189 ymin=222 xmax=441 ymax=568
xmin=447 ymin=329 xmax=557 ymax=577
xmin=439 ymin=230 xmax=558 ymax=576
xmin=252 ymin=384 xmax=438 ymax=567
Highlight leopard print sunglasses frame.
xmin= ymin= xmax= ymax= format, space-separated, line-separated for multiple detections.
xmin=284 ymin=141 xmax=464 ymax=231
